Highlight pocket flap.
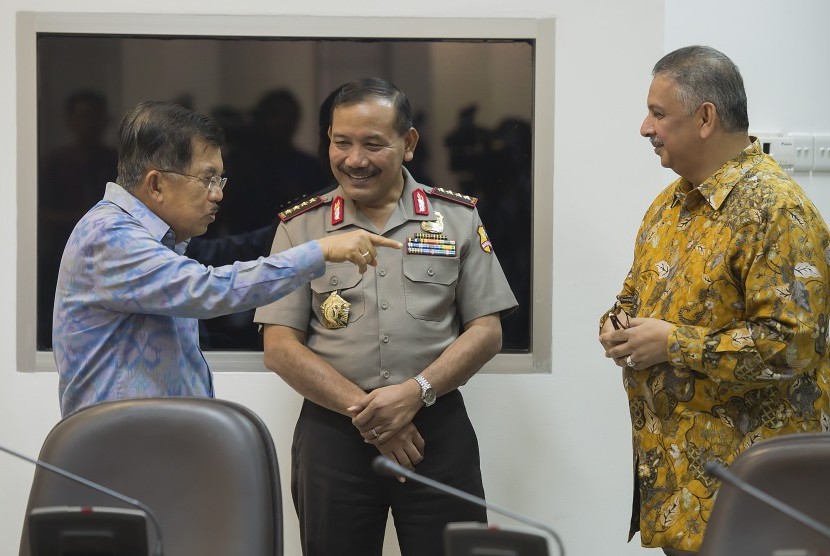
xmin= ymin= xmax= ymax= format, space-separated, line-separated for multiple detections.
xmin=403 ymin=257 xmax=459 ymax=285
xmin=311 ymin=262 xmax=363 ymax=293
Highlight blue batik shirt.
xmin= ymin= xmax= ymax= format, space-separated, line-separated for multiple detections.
xmin=54 ymin=182 xmax=325 ymax=416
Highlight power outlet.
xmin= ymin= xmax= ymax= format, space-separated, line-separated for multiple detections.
xmin=791 ymin=134 xmax=814 ymax=173
xmin=815 ymin=135 xmax=830 ymax=172
xmin=758 ymin=135 xmax=796 ymax=173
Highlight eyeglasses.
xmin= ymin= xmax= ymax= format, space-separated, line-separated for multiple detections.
xmin=157 ymin=169 xmax=227 ymax=192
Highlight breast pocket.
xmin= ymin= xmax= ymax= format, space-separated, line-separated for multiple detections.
xmin=403 ymin=257 xmax=459 ymax=321
xmin=310 ymin=263 xmax=365 ymax=325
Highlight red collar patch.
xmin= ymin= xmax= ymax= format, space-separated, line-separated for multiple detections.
xmin=331 ymin=196 xmax=344 ymax=225
xmin=413 ymin=189 xmax=429 ymax=215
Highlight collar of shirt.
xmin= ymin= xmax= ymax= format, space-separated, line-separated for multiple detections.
xmin=104 ymin=182 xmax=190 ymax=254
xmin=324 ymin=167 xmax=436 ymax=234
xmin=670 ymin=139 xmax=763 ymax=211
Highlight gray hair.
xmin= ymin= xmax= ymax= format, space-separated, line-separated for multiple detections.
xmin=116 ymin=101 xmax=224 ymax=192
xmin=653 ymin=45 xmax=749 ymax=133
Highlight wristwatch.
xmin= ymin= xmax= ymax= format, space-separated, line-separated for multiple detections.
xmin=413 ymin=374 xmax=436 ymax=407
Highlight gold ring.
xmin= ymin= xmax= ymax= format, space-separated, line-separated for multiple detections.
xmin=361 ymin=251 xmax=371 ymax=259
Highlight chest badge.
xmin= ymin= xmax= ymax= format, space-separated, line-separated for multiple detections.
xmin=421 ymin=211 xmax=444 ymax=234
xmin=408 ymin=212 xmax=455 ymax=257
xmin=320 ymin=290 xmax=350 ymax=329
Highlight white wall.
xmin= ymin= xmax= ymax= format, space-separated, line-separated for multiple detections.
xmin=3 ymin=1 xmax=827 ymax=554
xmin=666 ymin=0 xmax=830 ymax=215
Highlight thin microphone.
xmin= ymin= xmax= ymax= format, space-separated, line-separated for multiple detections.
xmin=705 ymin=460 xmax=830 ymax=541
xmin=0 ymin=443 xmax=164 ymax=556
xmin=372 ymin=456 xmax=565 ymax=556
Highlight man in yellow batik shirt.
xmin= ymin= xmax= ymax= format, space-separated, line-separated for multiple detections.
xmin=599 ymin=45 xmax=830 ymax=555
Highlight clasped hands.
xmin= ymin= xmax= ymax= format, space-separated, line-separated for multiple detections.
xmin=347 ymin=381 xmax=424 ymax=482
xmin=599 ymin=312 xmax=673 ymax=370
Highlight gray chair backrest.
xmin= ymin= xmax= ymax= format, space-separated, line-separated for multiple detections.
xmin=699 ymin=432 xmax=830 ymax=556
xmin=19 ymin=397 xmax=282 ymax=556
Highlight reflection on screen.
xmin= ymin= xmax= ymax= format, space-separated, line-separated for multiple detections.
xmin=37 ymin=35 xmax=533 ymax=353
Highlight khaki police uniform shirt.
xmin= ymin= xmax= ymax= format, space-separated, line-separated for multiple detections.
xmin=254 ymin=168 xmax=518 ymax=391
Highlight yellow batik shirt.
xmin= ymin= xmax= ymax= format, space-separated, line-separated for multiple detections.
xmin=613 ymin=140 xmax=830 ymax=551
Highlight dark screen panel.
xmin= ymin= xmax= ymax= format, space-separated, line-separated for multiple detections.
xmin=37 ymin=34 xmax=532 ymax=352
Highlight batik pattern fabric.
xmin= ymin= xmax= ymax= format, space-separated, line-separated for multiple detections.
xmin=54 ymin=182 xmax=324 ymax=417
xmin=611 ymin=141 xmax=830 ymax=551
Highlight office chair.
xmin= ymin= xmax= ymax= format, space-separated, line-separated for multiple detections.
xmin=699 ymin=432 xmax=830 ymax=556
xmin=18 ymin=397 xmax=283 ymax=556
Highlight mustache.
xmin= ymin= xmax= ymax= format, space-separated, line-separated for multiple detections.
xmin=650 ymin=137 xmax=664 ymax=148
xmin=338 ymin=164 xmax=379 ymax=179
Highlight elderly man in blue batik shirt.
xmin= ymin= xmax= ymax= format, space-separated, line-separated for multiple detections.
xmin=53 ymin=101 xmax=399 ymax=417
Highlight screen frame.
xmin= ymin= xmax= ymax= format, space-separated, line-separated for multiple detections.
xmin=16 ymin=12 xmax=554 ymax=374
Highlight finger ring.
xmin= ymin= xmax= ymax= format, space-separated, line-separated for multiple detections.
xmin=361 ymin=251 xmax=371 ymax=259
xmin=626 ymin=355 xmax=636 ymax=368
xmin=371 ymin=428 xmax=379 ymax=438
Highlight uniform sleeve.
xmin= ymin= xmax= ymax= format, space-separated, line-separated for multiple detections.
xmin=253 ymin=222 xmax=315 ymax=331
xmin=667 ymin=202 xmax=830 ymax=384
xmin=455 ymin=207 xmax=518 ymax=324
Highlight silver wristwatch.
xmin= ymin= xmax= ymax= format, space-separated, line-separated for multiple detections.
xmin=413 ymin=374 xmax=436 ymax=407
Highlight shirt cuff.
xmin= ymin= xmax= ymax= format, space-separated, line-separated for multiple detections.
xmin=284 ymin=240 xmax=326 ymax=282
xmin=667 ymin=323 xmax=702 ymax=371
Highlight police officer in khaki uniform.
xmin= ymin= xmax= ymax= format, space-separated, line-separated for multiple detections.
xmin=254 ymin=78 xmax=517 ymax=556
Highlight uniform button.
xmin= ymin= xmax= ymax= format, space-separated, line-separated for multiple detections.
xmin=381 ymin=334 xmax=390 ymax=343
xmin=382 ymin=370 xmax=390 ymax=379
xmin=381 ymin=301 xmax=389 ymax=310
xmin=378 ymin=269 xmax=387 ymax=277
xmin=330 ymin=276 xmax=339 ymax=286
xmin=427 ymin=268 xmax=435 ymax=276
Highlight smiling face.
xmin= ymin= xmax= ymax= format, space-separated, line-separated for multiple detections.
xmin=640 ymin=75 xmax=704 ymax=179
xmin=155 ymin=138 xmax=224 ymax=242
xmin=328 ymin=99 xmax=418 ymax=209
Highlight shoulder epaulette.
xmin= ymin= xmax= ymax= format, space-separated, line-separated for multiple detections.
xmin=278 ymin=196 xmax=328 ymax=222
xmin=428 ymin=187 xmax=478 ymax=207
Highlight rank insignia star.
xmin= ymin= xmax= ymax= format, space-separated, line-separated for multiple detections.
xmin=278 ymin=196 xmax=326 ymax=222
xmin=429 ymin=187 xmax=478 ymax=207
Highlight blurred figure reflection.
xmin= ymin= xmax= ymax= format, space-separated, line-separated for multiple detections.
xmin=444 ymin=104 xmax=491 ymax=192
xmin=219 ymin=89 xmax=324 ymax=236
xmin=444 ymin=109 xmax=531 ymax=351
xmin=38 ymin=91 xmax=118 ymax=349
xmin=191 ymin=89 xmax=325 ymax=350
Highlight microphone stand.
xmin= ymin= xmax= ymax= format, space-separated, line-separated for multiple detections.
xmin=1 ymin=443 xmax=164 ymax=556
xmin=373 ymin=455 xmax=565 ymax=556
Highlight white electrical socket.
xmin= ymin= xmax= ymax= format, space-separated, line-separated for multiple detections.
xmin=815 ymin=135 xmax=830 ymax=172
xmin=756 ymin=135 xmax=796 ymax=173
xmin=790 ymin=134 xmax=814 ymax=173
